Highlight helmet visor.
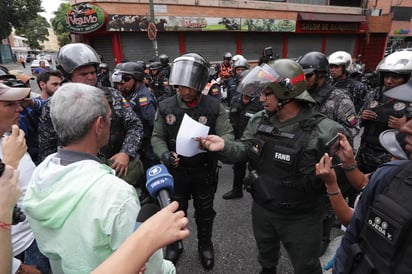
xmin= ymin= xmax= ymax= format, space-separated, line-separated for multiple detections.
xmin=237 ymin=64 xmax=282 ymax=97
xmin=169 ymin=56 xmax=209 ymax=91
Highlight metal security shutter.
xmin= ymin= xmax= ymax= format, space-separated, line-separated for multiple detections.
xmin=241 ymin=33 xmax=284 ymax=61
xmin=121 ymin=33 xmax=155 ymax=62
xmin=287 ymin=34 xmax=323 ymax=59
xmin=91 ymin=36 xmax=115 ymax=69
xmin=325 ymin=34 xmax=356 ymax=56
xmin=185 ymin=32 xmax=236 ymax=63
xmin=157 ymin=32 xmax=180 ymax=61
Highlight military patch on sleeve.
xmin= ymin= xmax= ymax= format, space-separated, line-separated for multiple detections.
xmin=346 ymin=114 xmax=358 ymax=127
xmin=121 ymin=97 xmax=130 ymax=108
xmin=198 ymin=116 xmax=208 ymax=124
xmin=165 ymin=114 xmax=176 ymax=125
xmin=139 ymin=97 xmax=148 ymax=106
xmin=393 ymin=102 xmax=406 ymax=111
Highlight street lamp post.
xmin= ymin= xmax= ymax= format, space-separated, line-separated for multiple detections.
xmin=149 ymin=0 xmax=159 ymax=59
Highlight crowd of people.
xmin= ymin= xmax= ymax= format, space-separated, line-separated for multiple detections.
xmin=1 ymin=43 xmax=412 ymax=274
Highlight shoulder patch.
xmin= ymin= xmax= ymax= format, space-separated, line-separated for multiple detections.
xmin=346 ymin=114 xmax=358 ymax=127
xmin=139 ymin=97 xmax=148 ymax=106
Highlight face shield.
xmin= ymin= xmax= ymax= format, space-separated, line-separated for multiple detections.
xmin=169 ymin=55 xmax=209 ymax=91
xmin=237 ymin=64 xmax=285 ymax=98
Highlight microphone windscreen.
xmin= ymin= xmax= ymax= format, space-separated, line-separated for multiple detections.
xmin=146 ymin=164 xmax=174 ymax=198
xmin=136 ymin=203 xmax=161 ymax=222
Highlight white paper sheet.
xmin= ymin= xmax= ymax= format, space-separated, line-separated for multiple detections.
xmin=176 ymin=113 xmax=210 ymax=157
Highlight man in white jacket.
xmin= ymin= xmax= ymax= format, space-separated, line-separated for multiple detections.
xmin=23 ymin=83 xmax=175 ymax=274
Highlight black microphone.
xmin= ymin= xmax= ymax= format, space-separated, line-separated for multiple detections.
xmin=146 ymin=164 xmax=174 ymax=208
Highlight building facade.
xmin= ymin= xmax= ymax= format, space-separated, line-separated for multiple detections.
xmin=67 ymin=0 xmax=391 ymax=70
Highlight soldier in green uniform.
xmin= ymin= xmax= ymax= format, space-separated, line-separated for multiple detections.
xmin=151 ymin=53 xmax=233 ymax=269
xmin=199 ymin=59 xmax=344 ymax=274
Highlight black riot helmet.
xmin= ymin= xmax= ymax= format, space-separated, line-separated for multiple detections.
xmin=57 ymin=43 xmax=101 ymax=77
xmin=297 ymin=51 xmax=330 ymax=75
xmin=149 ymin=61 xmax=163 ymax=71
xmin=118 ymin=62 xmax=145 ymax=81
xmin=223 ymin=52 xmax=232 ymax=60
xmin=169 ymin=53 xmax=210 ymax=92
xmin=159 ymin=54 xmax=169 ymax=66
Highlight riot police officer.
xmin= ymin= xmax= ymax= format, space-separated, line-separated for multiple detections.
xmin=226 ymin=56 xmax=249 ymax=106
xmin=118 ymin=62 xmax=159 ymax=172
xmin=357 ymin=51 xmax=412 ymax=173
xmin=97 ymin=62 xmax=111 ymax=87
xmin=159 ymin=53 xmax=171 ymax=78
xmin=328 ymin=51 xmax=369 ymax=113
xmin=151 ymin=53 xmax=234 ymax=269
xmin=334 ymin=79 xmax=412 ymax=273
xmin=38 ymin=43 xmax=144 ymax=186
xmin=149 ymin=61 xmax=175 ymax=102
xmin=200 ymin=59 xmax=343 ymax=274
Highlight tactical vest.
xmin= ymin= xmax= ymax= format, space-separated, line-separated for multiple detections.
xmin=347 ymin=161 xmax=412 ymax=274
xmin=363 ymin=97 xmax=409 ymax=146
xmin=220 ymin=63 xmax=232 ymax=79
xmin=159 ymin=95 xmax=219 ymax=168
xmin=99 ymin=86 xmax=125 ymax=158
xmin=248 ymin=114 xmax=325 ymax=213
xmin=230 ymin=97 xmax=262 ymax=139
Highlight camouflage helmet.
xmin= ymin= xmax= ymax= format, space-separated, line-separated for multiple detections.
xmin=169 ymin=53 xmax=209 ymax=91
xmin=57 ymin=43 xmax=101 ymax=74
xmin=297 ymin=51 xmax=329 ymax=74
xmin=328 ymin=51 xmax=352 ymax=70
xmin=238 ymin=59 xmax=314 ymax=103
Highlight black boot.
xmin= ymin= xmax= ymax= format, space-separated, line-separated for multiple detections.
xmin=222 ymin=188 xmax=243 ymax=199
xmin=260 ymin=267 xmax=277 ymax=274
xmin=196 ymin=217 xmax=215 ymax=269
xmin=320 ymin=216 xmax=333 ymax=256
xmin=198 ymin=240 xmax=214 ymax=269
xmin=165 ymin=240 xmax=183 ymax=265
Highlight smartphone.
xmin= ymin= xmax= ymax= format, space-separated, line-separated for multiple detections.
xmin=325 ymin=134 xmax=340 ymax=156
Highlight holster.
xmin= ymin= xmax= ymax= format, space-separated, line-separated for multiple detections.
xmin=344 ymin=243 xmax=375 ymax=274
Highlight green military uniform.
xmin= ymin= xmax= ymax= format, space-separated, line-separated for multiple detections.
xmin=221 ymin=105 xmax=344 ymax=273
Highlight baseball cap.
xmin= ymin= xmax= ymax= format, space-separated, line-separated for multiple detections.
xmin=379 ymin=129 xmax=408 ymax=160
xmin=0 ymin=82 xmax=31 ymax=101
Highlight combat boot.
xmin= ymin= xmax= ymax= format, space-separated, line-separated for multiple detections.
xmin=198 ymin=239 xmax=214 ymax=269
xmin=196 ymin=216 xmax=215 ymax=269
xmin=222 ymin=188 xmax=243 ymax=199
xmin=165 ymin=240 xmax=183 ymax=265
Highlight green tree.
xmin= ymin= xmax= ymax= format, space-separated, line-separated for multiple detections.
xmin=16 ymin=15 xmax=50 ymax=50
xmin=0 ymin=0 xmax=43 ymax=40
xmin=51 ymin=2 xmax=72 ymax=47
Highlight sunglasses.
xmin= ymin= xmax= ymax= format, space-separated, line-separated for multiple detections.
xmin=305 ymin=72 xmax=315 ymax=79
xmin=121 ymin=76 xmax=133 ymax=82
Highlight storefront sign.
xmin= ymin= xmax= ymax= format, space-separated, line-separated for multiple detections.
xmin=299 ymin=22 xmax=359 ymax=33
xmin=67 ymin=4 xmax=106 ymax=34
xmin=107 ymin=15 xmax=296 ymax=32
xmin=394 ymin=29 xmax=410 ymax=35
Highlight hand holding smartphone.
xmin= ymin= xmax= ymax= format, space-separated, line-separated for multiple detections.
xmin=325 ymin=134 xmax=340 ymax=156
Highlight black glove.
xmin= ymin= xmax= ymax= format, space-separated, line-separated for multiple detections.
xmin=162 ymin=151 xmax=177 ymax=169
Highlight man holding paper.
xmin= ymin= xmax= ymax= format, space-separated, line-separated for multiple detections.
xmin=151 ymin=53 xmax=234 ymax=269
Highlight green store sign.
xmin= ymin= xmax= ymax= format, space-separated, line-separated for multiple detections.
xmin=67 ymin=4 xmax=106 ymax=34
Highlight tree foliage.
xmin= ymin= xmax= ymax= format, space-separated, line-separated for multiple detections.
xmin=16 ymin=15 xmax=50 ymax=50
xmin=0 ymin=0 xmax=43 ymax=40
xmin=51 ymin=2 xmax=72 ymax=47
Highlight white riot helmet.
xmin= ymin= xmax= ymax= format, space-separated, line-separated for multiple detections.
xmin=376 ymin=51 xmax=412 ymax=75
xmin=328 ymin=51 xmax=352 ymax=71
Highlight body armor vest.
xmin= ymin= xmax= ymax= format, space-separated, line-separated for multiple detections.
xmin=230 ymin=97 xmax=262 ymax=139
xmin=99 ymin=86 xmax=124 ymax=157
xmin=159 ymin=95 xmax=219 ymax=168
xmin=348 ymin=161 xmax=412 ymax=274
xmin=363 ymin=97 xmax=408 ymax=146
xmin=248 ymin=114 xmax=325 ymax=213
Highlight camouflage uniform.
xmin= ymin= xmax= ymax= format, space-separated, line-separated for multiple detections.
xmin=38 ymin=86 xmax=143 ymax=163
xmin=310 ymin=83 xmax=359 ymax=142
xmin=331 ymin=77 xmax=369 ymax=114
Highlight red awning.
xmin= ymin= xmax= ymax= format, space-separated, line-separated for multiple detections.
xmin=298 ymin=12 xmax=366 ymax=22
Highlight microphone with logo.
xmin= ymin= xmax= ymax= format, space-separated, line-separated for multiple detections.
xmin=145 ymin=164 xmax=174 ymax=208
